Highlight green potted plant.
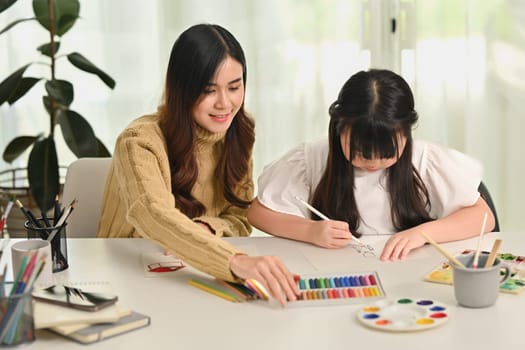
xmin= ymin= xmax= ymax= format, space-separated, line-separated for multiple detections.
xmin=0 ymin=0 xmax=114 ymax=212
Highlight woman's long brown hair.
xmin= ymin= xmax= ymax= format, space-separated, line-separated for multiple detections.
xmin=159 ymin=24 xmax=254 ymax=218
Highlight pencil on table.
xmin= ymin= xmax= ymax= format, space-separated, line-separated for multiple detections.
xmin=188 ymin=279 xmax=242 ymax=303
xmin=244 ymin=278 xmax=270 ymax=301
xmin=215 ymin=279 xmax=250 ymax=301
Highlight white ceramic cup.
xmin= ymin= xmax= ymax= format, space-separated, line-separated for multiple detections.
xmin=11 ymin=240 xmax=54 ymax=288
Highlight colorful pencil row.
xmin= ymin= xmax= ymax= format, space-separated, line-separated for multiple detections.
xmin=188 ymin=273 xmax=384 ymax=304
xmin=298 ymin=286 xmax=383 ymax=301
xmin=297 ymin=274 xmax=378 ymax=290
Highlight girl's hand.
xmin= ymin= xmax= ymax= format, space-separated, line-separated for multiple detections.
xmin=307 ymin=220 xmax=353 ymax=249
xmin=229 ymin=254 xmax=300 ymax=306
xmin=380 ymin=229 xmax=426 ymax=261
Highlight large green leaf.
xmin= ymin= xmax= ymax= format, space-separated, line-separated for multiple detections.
xmin=7 ymin=77 xmax=41 ymax=104
xmin=2 ymin=135 xmax=40 ymax=163
xmin=28 ymin=136 xmax=59 ymax=212
xmin=0 ymin=64 xmax=31 ymax=106
xmin=0 ymin=0 xmax=17 ymax=14
xmin=37 ymin=41 xmax=61 ymax=57
xmin=43 ymin=95 xmax=53 ymax=116
xmin=57 ymin=109 xmax=98 ymax=157
xmin=45 ymin=79 xmax=73 ymax=106
xmin=33 ymin=0 xmax=79 ymax=36
xmin=67 ymin=52 xmax=116 ymax=89
xmin=0 ymin=17 xmax=35 ymax=35
xmin=96 ymin=138 xmax=111 ymax=157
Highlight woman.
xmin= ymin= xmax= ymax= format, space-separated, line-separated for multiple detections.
xmin=98 ymin=24 xmax=298 ymax=305
xmin=248 ymin=69 xmax=495 ymax=261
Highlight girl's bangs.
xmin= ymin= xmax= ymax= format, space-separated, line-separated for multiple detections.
xmin=350 ymin=120 xmax=399 ymax=160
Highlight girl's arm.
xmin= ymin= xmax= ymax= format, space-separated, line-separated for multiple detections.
xmin=380 ymin=196 xmax=496 ymax=260
xmin=248 ymin=199 xmax=353 ymax=249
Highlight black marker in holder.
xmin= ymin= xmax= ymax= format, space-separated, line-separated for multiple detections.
xmin=24 ymin=218 xmax=68 ymax=273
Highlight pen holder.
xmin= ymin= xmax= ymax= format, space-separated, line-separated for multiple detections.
xmin=24 ymin=217 xmax=68 ymax=273
xmin=0 ymin=282 xmax=36 ymax=347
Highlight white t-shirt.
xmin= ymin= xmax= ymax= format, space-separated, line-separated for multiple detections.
xmin=257 ymin=139 xmax=482 ymax=240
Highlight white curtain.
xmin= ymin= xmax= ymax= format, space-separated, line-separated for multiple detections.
xmin=1 ymin=0 xmax=524 ymax=231
xmin=395 ymin=0 xmax=525 ymax=231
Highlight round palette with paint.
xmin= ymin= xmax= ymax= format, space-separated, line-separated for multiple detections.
xmin=356 ymin=298 xmax=449 ymax=332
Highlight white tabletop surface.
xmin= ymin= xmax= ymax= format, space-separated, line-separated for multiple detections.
xmin=1 ymin=232 xmax=523 ymax=350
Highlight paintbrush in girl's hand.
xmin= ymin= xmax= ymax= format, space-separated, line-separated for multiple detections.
xmin=294 ymin=195 xmax=368 ymax=248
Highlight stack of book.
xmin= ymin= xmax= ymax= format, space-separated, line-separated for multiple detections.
xmin=33 ymin=283 xmax=150 ymax=344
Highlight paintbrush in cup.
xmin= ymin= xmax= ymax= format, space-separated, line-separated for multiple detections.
xmin=484 ymin=239 xmax=502 ymax=268
xmin=471 ymin=212 xmax=488 ymax=269
xmin=420 ymin=232 xmax=466 ymax=268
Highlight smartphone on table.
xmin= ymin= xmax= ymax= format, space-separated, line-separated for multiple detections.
xmin=32 ymin=285 xmax=118 ymax=312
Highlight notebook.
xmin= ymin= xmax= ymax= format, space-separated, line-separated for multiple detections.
xmin=33 ymin=281 xmax=121 ymax=328
xmin=34 ymin=301 xmax=122 ymax=329
xmin=47 ymin=306 xmax=132 ymax=334
xmin=49 ymin=310 xmax=151 ymax=344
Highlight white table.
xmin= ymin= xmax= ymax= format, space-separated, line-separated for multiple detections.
xmin=3 ymin=232 xmax=523 ymax=350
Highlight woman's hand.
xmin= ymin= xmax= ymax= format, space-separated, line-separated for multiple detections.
xmin=380 ymin=228 xmax=426 ymax=261
xmin=229 ymin=254 xmax=300 ymax=306
xmin=306 ymin=220 xmax=353 ymax=249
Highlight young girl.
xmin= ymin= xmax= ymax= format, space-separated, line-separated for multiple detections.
xmin=97 ymin=24 xmax=299 ymax=305
xmin=248 ymin=69 xmax=495 ymax=261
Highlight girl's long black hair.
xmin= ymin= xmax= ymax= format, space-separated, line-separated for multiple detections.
xmin=311 ymin=69 xmax=432 ymax=236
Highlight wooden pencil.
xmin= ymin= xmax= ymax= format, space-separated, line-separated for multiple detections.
xmin=215 ymin=279 xmax=249 ymax=300
xmin=188 ymin=279 xmax=241 ymax=303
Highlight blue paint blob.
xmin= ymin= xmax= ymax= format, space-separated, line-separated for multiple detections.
xmin=430 ymin=306 xmax=445 ymax=311
xmin=363 ymin=313 xmax=380 ymax=319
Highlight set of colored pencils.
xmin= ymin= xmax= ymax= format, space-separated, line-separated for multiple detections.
xmin=188 ymin=278 xmax=269 ymax=303
xmin=0 ymin=251 xmax=46 ymax=345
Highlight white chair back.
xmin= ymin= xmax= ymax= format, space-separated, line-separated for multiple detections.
xmin=61 ymin=158 xmax=112 ymax=237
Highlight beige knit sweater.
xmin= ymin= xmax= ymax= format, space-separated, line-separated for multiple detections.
xmin=97 ymin=113 xmax=253 ymax=281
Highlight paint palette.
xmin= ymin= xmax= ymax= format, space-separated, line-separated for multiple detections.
xmin=356 ymin=298 xmax=449 ymax=332
xmin=289 ymin=271 xmax=385 ymax=307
